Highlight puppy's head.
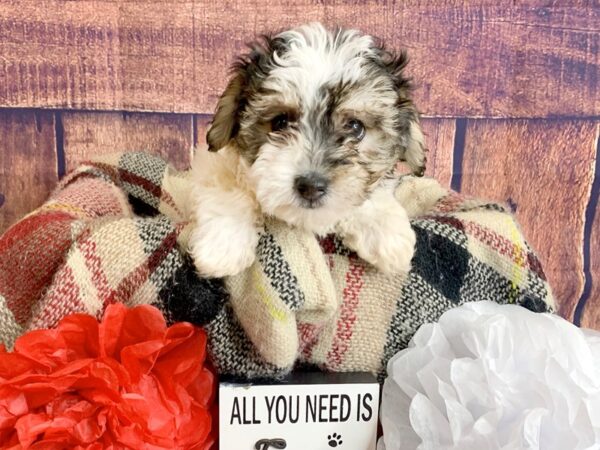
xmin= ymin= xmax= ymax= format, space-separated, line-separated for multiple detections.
xmin=206 ymin=22 xmax=426 ymax=233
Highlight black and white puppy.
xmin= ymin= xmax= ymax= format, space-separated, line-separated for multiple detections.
xmin=189 ymin=22 xmax=426 ymax=278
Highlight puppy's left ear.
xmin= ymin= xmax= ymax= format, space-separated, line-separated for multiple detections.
xmin=379 ymin=48 xmax=427 ymax=176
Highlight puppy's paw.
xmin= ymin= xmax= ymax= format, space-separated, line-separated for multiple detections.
xmin=361 ymin=223 xmax=416 ymax=275
xmin=189 ymin=218 xmax=258 ymax=278
xmin=338 ymin=188 xmax=416 ymax=275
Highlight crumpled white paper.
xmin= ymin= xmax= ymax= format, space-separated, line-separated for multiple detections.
xmin=378 ymin=301 xmax=600 ymax=450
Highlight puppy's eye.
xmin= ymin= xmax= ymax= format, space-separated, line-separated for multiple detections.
xmin=271 ymin=113 xmax=289 ymax=132
xmin=346 ymin=119 xmax=365 ymax=141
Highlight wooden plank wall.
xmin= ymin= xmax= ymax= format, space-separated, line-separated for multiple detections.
xmin=0 ymin=1 xmax=598 ymax=327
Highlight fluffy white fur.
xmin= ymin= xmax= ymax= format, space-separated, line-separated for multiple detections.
xmin=189 ymin=146 xmax=261 ymax=278
xmin=189 ymin=23 xmax=423 ymax=278
xmin=336 ymin=181 xmax=416 ymax=275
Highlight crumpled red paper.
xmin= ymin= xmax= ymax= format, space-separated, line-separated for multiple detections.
xmin=0 ymin=303 xmax=216 ymax=449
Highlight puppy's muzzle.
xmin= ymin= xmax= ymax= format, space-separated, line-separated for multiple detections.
xmin=294 ymin=173 xmax=328 ymax=204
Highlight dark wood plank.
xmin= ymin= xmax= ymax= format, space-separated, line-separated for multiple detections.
xmin=459 ymin=119 xmax=597 ymax=322
xmin=0 ymin=110 xmax=58 ymax=234
xmin=0 ymin=1 xmax=598 ymax=117
xmin=580 ymin=206 xmax=600 ymax=330
xmin=62 ymin=112 xmax=194 ymax=171
xmin=578 ymin=129 xmax=600 ymax=330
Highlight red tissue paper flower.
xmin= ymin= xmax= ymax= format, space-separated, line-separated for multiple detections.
xmin=0 ymin=303 xmax=216 ymax=449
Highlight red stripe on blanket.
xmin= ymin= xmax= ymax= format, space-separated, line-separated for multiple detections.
xmin=435 ymin=192 xmax=466 ymax=213
xmin=319 ymin=236 xmax=337 ymax=254
xmin=77 ymin=228 xmax=117 ymax=303
xmin=298 ymin=323 xmax=321 ymax=361
xmin=54 ymin=177 xmax=127 ymax=219
xmin=119 ymin=168 xmax=162 ymax=199
xmin=147 ymin=229 xmax=179 ymax=274
xmin=118 ymin=169 xmax=180 ymax=213
xmin=28 ymin=265 xmax=83 ymax=331
xmin=0 ymin=212 xmax=74 ymax=324
xmin=326 ymin=257 xmax=366 ymax=370
xmin=109 ymin=229 xmax=179 ymax=304
xmin=463 ymin=221 xmax=528 ymax=267
xmin=110 ymin=261 xmax=151 ymax=305
xmin=527 ymin=252 xmax=547 ymax=280
xmin=73 ymin=163 xmax=181 ymax=215
xmin=0 ymin=211 xmax=74 ymax=252
xmin=61 ymin=171 xmax=111 ymax=190
xmin=63 ymin=163 xmax=120 ymax=188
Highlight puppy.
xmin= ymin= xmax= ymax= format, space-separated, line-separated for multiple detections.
xmin=189 ymin=23 xmax=426 ymax=278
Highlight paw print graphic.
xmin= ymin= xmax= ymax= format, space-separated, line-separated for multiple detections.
xmin=327 ymin=433 xmax=343 ymax=447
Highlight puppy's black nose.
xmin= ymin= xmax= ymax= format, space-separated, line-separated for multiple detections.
xmin=294 ymin=174 xmax=328 ymax=202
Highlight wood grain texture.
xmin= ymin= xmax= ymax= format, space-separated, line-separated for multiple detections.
xmin=459 ymin=119 xmax=598 ymax=321
xmin=0 ymin=1 xmax=194 ymax=112
xmin=0 ymin=110 xmax=58 ymax=233
xmin=577 ymin=129 xmax=600 ymax=329
xmin=420 ymin=118 xmax=456 ymax=188
xmin=0 ymin=1 xmax=598 ymax=117
xmin=61 ymin=112 xmax=194 ymax=171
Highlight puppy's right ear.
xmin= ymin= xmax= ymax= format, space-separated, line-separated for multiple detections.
xmin=206 ymin=69 xmax=247 ymax=152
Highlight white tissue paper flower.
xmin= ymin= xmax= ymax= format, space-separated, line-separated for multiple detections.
xmin=378 ymin=301 xmax=600 ymax=450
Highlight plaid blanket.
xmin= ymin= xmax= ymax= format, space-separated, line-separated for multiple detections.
xmin=0 ymin=152 xmax=555 ymax=379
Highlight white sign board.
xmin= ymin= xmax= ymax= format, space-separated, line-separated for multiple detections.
xmin=219 ymin=373 xmax=380 ymax=450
